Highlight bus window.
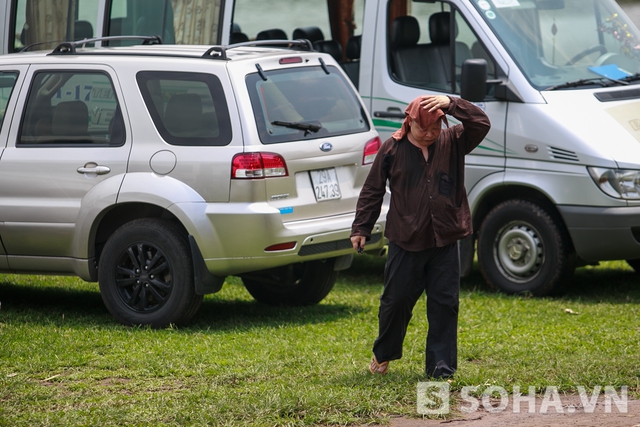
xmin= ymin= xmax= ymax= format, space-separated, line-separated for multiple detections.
xmin=107 ymin=0 xmax=223 ymax=45
xmin=12 ymin=0 xmax=99 ymax=52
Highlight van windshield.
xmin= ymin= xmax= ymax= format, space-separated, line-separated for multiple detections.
xmin=472 ymin=0 xmax=640 ymax=90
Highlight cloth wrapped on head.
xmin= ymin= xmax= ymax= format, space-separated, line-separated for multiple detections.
xmin=391 ymin=96 xmax=448 ymax=141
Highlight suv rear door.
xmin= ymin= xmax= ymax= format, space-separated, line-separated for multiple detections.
xmin=0 ymin=67 xmax=23 ymax=270
xmin=0 ymin=64 xmax=131 ymax=264
xmin=241 ymin=61 xmax=378 ymax=222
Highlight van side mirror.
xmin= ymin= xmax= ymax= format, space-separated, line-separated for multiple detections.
xmin=460 ymin=58 xmax=488 ymax=102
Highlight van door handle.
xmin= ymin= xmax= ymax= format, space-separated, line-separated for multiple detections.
xmin=77 ymin=163 xmax=111 ymax=175
xmin=373 ymin=110 xmax=405 ymax=119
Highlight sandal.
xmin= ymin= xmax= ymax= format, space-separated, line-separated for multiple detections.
xmin=369 ymin=355 xmax=389 ymax=375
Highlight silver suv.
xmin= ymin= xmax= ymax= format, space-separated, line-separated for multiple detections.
xmin=0 ymin=37 xmax=386 ymax=327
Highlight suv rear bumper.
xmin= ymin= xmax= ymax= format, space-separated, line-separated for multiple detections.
xmin=174 ymin=202 xmax=386 ymax=276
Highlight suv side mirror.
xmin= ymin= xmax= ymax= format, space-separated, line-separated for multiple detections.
xmin=460 ymin=58 xmax=488 ymax=102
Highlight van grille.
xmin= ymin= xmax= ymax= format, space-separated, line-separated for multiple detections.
xmin=594 ymin=88 xmax=640 ymax=102
xmin=548 ymin=146 xmax=579 ymax=162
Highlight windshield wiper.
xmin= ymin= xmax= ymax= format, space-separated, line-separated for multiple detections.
xmin=619 ymin=73 xmax=640 ymax=83
xmin=546 ymin=77 xmax=629 ymax=91
xmin=271 ymin=120 xmax=322 ymax=136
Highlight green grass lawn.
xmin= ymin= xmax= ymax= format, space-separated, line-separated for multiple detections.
xmin=1 ymin=256 xmax=639 ymax=426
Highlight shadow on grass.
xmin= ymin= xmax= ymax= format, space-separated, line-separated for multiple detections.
xmin=189 ymin=298 xmax=365 ymax=331
xmin=1 ymin=256 xmax=636 ymax=330
xmin=344 ymin=253 xmax=640 ymax=304
xmin=0 ymin=279 xmax=365 ymax=331
xmin=459 ymin=262 xmax=640 ymax=304
xmin=562 ymin=265 xmax=640 ymax=303
xmin=0 ymin=279 xmax=108 ymax=317
xmin=341 ymin=253 xmax=386 ymax=284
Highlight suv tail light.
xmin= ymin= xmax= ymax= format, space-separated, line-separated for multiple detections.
xmin=363 ymin=136 xmax=381 ymax=165
xmin=232 ymin=152 xmax=289 ymax=179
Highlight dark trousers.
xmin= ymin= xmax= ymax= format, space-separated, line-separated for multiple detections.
xmin=372 ymin=241 xmax=460 ymax=378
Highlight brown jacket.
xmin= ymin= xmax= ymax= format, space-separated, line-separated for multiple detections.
xmin=351 ymin=97 xmax=490 ymax=251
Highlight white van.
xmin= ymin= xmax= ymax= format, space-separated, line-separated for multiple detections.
xmin=3 ymin=0 xmax=640 ymax=296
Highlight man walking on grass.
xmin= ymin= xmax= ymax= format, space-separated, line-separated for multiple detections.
xmin=350 ymin=94 xmax=490 ymax=378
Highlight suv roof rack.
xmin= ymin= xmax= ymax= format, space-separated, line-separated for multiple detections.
xmin=201 ymin=39 xmax=314 ymax=60
xmin=45 ymin=37 xmax=314 ymax=60
xmin=48 ymin=35 xmax=163 ymax=55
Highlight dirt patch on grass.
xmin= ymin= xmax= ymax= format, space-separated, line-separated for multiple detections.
xmin=383 ymin=395 xmax=640 ymax=427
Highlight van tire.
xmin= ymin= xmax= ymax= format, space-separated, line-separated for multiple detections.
xmin=98 ymin=219 xmax=203 ymax=328
xmin=477 ymin=200 xmax=575 ymax=296
xmin=626 ymin=259 xmax=640 ymax=273
xmin=241 ymin=259 xmax=337 ymax=305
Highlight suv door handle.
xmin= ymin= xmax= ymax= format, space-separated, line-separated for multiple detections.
xmin=77 ymin=164 xmax=111 ymax=175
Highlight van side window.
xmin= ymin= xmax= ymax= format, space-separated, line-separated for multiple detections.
xmin=389 ymin=1 xmax=496 ymax=93
xmin=136 ymin=71 xmax=232 ymax=147
xmin=12 ymin=1 xmax=98 ymax=52
xmin=18 ymin=71 xmax=124 ymax=146
xmin=0 ymin=72 xmax=19 ymax=132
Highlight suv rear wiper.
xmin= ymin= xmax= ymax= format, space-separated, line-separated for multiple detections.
xmin=546 ymin=77 xmax=628 ymax=91
xmin=271 ymin=120 xmax=322 ymax=135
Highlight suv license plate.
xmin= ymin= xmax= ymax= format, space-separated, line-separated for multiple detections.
xmin=310 ymin=168 xmax=342 ymax=202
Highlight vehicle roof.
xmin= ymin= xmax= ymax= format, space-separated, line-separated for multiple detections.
xmin=1 ymin=40 xmax=324 ymax=65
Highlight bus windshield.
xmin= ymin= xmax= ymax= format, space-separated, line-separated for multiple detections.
xmin=471 ymin=0 xmax=640 ymax=90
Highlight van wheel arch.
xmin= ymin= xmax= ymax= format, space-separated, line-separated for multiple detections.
xmin=472 ymin=185 xmax=568 ymax=235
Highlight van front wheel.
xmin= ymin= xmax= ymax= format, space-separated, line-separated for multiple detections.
xmin=477 ymin=200 xmax=575 ymax=296
xmin=241 ymin=259 xmax=337 ymax=305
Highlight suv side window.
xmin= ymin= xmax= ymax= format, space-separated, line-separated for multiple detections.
xmin=136 ymin=71 xmax=232 ymax=147
xmin=0 ymin=72 xmax=19 ymax=132
xmin=19 ymin=71 xmax=124 ymax=146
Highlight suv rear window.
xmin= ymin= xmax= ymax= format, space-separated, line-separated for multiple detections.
xmin=137 ymin=71 xmax=232 ymax=146
xmin=246 ymin=66 xmax=369 ymax=144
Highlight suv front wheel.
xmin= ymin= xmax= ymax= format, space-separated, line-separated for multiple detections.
xmin=241 ymin=259 xmax=338 ymax=305
xmin=98 ymin=219 xmax=203 ymax=328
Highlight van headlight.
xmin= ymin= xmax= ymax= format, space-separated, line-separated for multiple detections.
xmin=588 ymin=167 xmax=640 ymax=199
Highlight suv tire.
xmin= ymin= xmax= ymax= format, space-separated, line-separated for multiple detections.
xmin=98 ymin=219 xmax=203 ymax=328
xmin=241 ymin=259 xmax=337 ymax=305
